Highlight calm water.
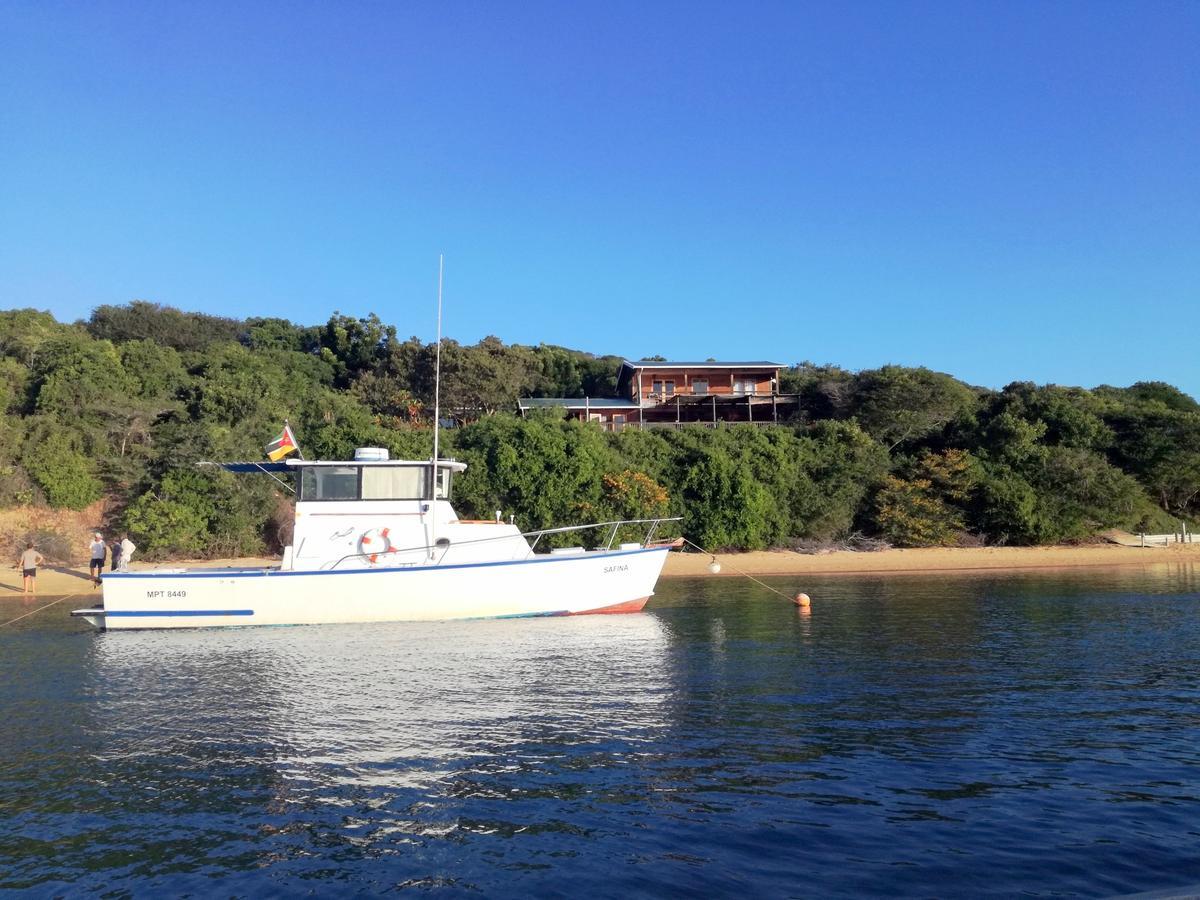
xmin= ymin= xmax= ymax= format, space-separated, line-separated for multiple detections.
xmin=3 ymin=565 xmax=1200 ymax=897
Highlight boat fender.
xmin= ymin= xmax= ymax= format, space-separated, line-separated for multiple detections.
xmin=358 ymin=527 xmax=393 ymax=565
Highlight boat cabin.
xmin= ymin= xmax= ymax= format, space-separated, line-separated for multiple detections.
xmin=217 ymin=449 xmax=528 ymax=571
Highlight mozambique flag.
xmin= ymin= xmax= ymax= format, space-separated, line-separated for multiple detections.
xmin=266 ymin=424 xmax=299 ymax=461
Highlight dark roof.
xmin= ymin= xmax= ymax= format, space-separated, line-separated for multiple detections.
xmin=203 ymin=461 xmax=291 ymax=473
xmin=620 ymin=359 xmax=781 ymax=370
xmin=518 ymin=397 xmax=641 ymax=410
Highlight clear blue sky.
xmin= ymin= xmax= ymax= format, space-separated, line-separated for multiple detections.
xmin=2 ymin=1 xmax=1197 ymax=396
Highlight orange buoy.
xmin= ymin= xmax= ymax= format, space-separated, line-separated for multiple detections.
xmin=793 ymin=592 xmax=811 ymax=607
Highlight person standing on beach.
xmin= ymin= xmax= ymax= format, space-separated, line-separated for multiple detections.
xmin=89 ymin=532 xmax=106 ymax=587
xmin=110 ymin=538 xmax=122 ymax=572
xmin=16 ymin=542 xmax=44 ymax=596
xmin=118 ymin=534 xmax=136 ymax=572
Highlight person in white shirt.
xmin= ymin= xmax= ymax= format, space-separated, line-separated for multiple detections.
xmin=118 ymin=535 xmax=136 ymax=572
xmin=88 ymin=532 xmax=106 ymax=587
xmin=16 ymin=542 xmax=44 ymax=596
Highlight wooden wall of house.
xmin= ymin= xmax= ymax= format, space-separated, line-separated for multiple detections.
xmin=627 ymin=369 xmax=777 ymax=400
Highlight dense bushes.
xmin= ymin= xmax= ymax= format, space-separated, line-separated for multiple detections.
xmin=25 ymin=443 xmax=102 ymax=510
xmin=0 ymin=302 xmax=1195 ymax=556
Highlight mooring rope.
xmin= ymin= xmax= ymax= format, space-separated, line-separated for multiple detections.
xmin=0 ymin=592 xmax=82 ymax=629
xmin=680 ymin=538 xmax=798 ymax=602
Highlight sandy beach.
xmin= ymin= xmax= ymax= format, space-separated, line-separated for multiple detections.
xmin=662 ymin=542 xmax=1200 ymax=578
xmin=2 ymin=542 xmax=1198 ymax=602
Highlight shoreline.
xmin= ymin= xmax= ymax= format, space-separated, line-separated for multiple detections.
xmin=661 ymin=543 xmax=1200 ymax=578
xmin=3 ymin=543 xmax=1198 ymax=599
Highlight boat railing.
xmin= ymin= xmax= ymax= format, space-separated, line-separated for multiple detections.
xmin=524 ymin=517 xmax=683 ymax=553
xmin=324 ymin=516 xmax=683 ymax=570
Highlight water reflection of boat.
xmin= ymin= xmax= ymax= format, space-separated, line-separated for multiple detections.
xmin=73 ymin=448 xmax=680 ymax=631
xmin=87 ymin=614 xmax=674 ymax=786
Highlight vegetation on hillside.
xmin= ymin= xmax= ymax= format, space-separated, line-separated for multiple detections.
xmin=0 ymin=303 xmax=1195 ymax=558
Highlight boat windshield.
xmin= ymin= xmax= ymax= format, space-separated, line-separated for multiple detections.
xmin=300 ymin=466 xmax=359 ymax=500
xmin=298 ymin=465 xmax=453 ymax=501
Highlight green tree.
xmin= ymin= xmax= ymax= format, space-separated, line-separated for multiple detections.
xmin=1105 ymin=404 xmax=1200 ymax=517
xmin=976 ymin=382 xmax=1112 ymax=452
xmin=86 ymin=301 xmax=245 ymax=351
xmin=244 ymin=317 xmax=316 ymax=353
xmin=24 ymin=438 xmax=102 ymax=509
xmin=350 ymin=371 xmax=421 ymax=421
xmin=452 ymin=336 xmax=542 ymax=415
xmin=972 ymin=448 xmax=1150 ymax=544
xmin=973 ymin=463 xmax=1044 ymax=544
xmin=452 ymin=415 xmax=617 ymax=543
xmin=124 ymin=467 xmax=276 ymax=558
xmin=850 ymin=365 xmax=978 ymax=450
xmin=873 ymin=476 xmax=961 ymax=547
xmin=0 ymin=309 xmax=77 ymax=366
xmin=123 ymin=471 xmax=213 ymax=556
xmin=119 ymin=340 xmax=187 ymax=399
xmin=792 ymin=420 xmax=890 ymax=539
xmin=779 ymin=361 xmax=855 ymax=422
xmin=1104 ymin=381 xmax=1200 ymax=413
xmin=31 ymin=335 xmax=134 ymax=420
xmin=869 ymin=450 xmax=977 ymax=546
xmin=678 ymin=441 xmax=777 ymax=550
xmin=317 ymin=312 xmax=395 ymax=387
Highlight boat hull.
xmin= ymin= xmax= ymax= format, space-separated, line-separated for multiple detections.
xmin=75 ymin=546 xmax=670 ymax=630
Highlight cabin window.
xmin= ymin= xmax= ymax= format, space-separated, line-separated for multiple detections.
xmin=692 ymin=379 xmax=708 ymax=395
xmin=298 ymin=465 xmax=454 ymax=501
xmin=434 ymin=468 xmax=452 ymax=499
xmin=362 ymin=466 xmax=427 ymax=500
xmin=300 ymin=466 xmax=359 ymax=501
xmin=664 ymin=380 xmax=675 ymax=396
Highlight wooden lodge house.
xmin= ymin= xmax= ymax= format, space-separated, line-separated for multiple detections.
xmin=518 ymin=360 xmax=800 ymax=430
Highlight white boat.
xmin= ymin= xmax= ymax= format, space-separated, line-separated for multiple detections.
xmin=71 ymin=448 xmax=681 ymax=631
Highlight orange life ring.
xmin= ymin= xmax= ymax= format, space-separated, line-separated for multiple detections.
xmin=358 ymin=527 xmax=392 ymax=565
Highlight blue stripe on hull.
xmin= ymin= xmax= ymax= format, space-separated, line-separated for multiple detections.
xmin=104 ymin=609 xmax=255 ymax=617
xmin=99 ymin=546 xmax=666 ymax=580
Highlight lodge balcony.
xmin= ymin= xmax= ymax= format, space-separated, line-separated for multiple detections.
xmin=640 ymin=389 xmax=779 ymax=405
xmin=628 ymin=391 xmax=801 ymax=429
xmin=592 ymin=419 xmax=790 ymax=432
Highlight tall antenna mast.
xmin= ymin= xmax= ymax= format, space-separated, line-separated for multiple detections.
xmin=432 ymin=253 xmax=444 ymax=478
xmin=429 ymin=254 xmax=444 ymax=559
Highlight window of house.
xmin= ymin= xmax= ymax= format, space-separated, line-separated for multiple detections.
xmin=692 ymin=379 xmax=708 ymax=395
xmin=664 ymin=380 xmax=675 ymax=396
xmin=612 ymin=414 xmax=627 ymax=432
xmin=652 ymin=379 xmax=663 ymax=396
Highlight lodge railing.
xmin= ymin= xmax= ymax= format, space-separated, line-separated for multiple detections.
xmin=642 ymin=389 xmax=788 ymax=404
